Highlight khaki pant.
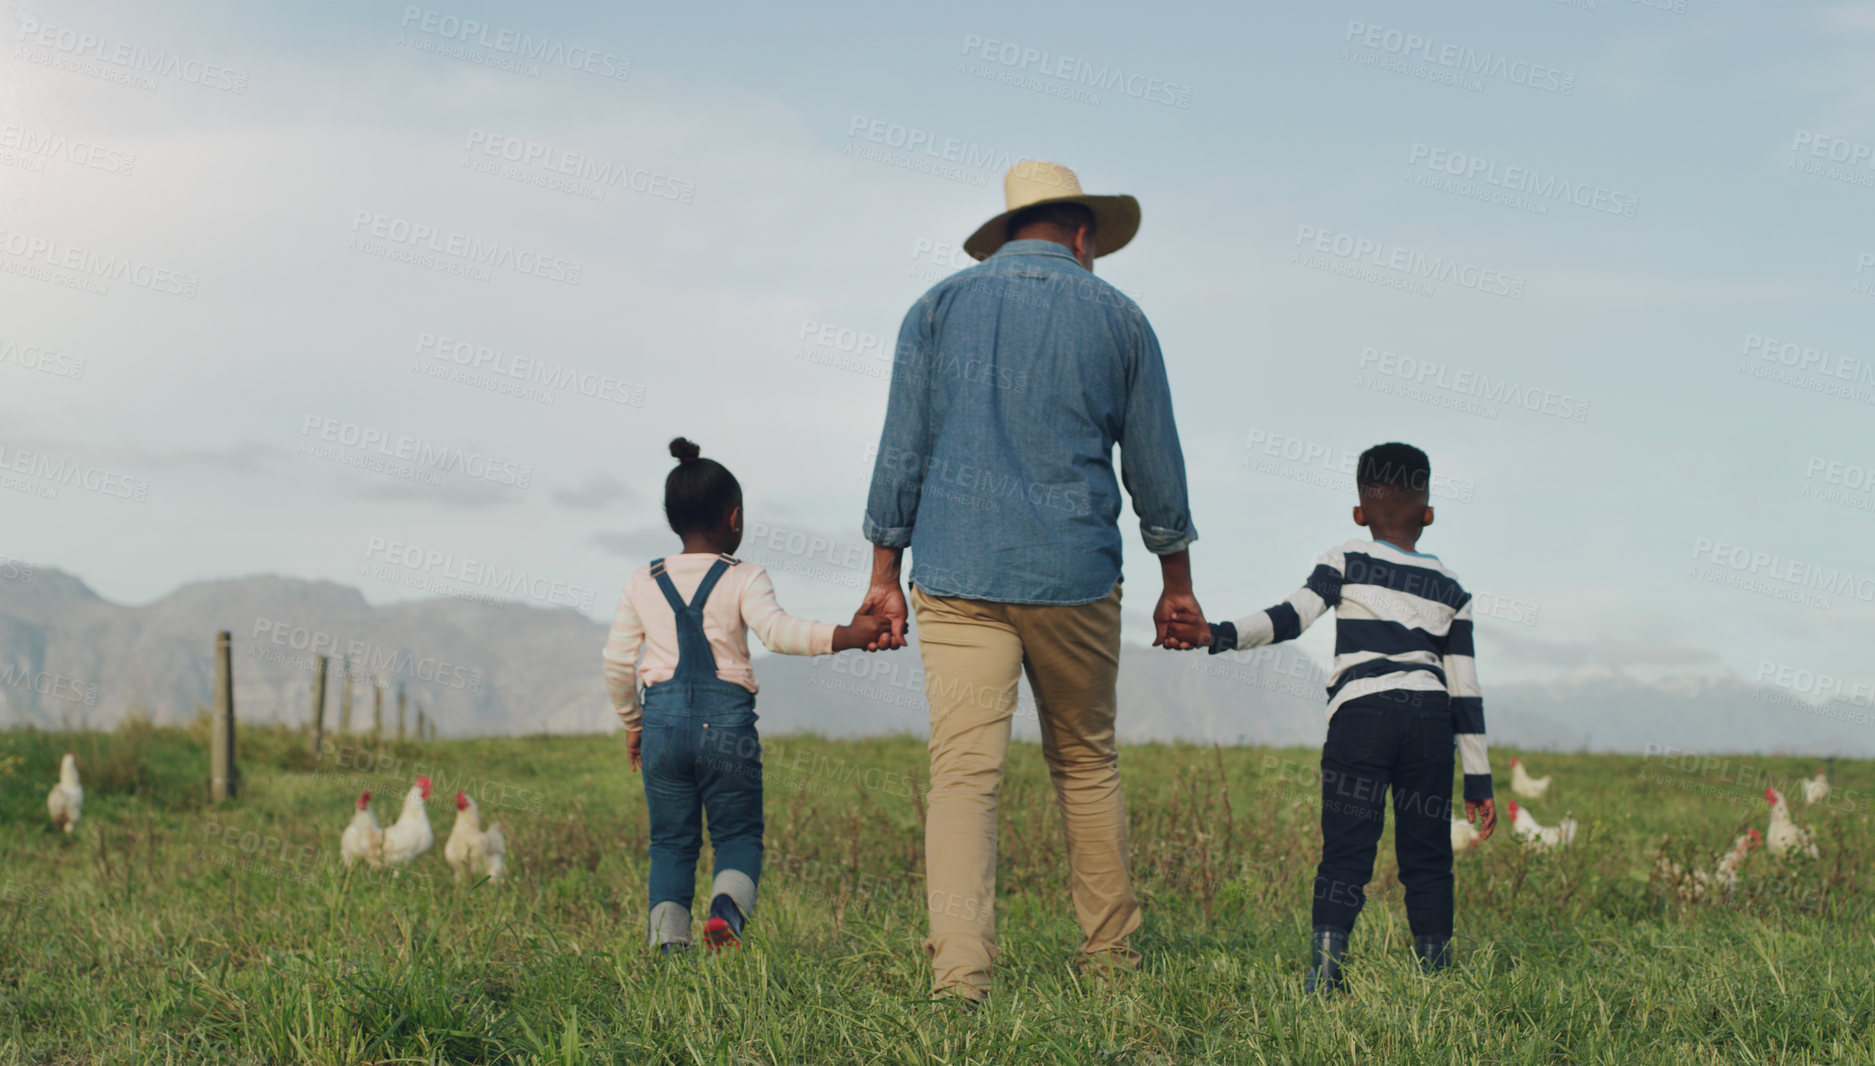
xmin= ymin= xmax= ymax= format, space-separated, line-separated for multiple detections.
xmin=912 ymin=583 xmax=1141 ymax=1000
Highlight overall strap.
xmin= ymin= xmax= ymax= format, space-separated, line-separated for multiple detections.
xmin=648 ymin=556 xmax=738 ymax=684
xmin=687 ymin=557 xmax=736 ymax=610
xmin=648 ymin=558 xmax=688 ymax=614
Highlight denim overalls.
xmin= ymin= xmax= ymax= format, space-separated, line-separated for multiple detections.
xmin=640 ymin=555 xmax=765 ymax=922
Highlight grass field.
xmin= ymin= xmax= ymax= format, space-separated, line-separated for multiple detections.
xmin=1 ymin=719 xmax=1871 ymax=1065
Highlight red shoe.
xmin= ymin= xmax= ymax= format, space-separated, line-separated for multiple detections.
xmin=702 ymin=916 xmax=739 ymax=950
xmin=702 ymin=893 xmax=745 ymax=950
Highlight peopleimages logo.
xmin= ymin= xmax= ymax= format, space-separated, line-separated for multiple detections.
xmin=1342 ymin=21 xmax=1576 ymax=95
xmin=1407 ymin=143 xmax=1638 ymax=219
xmin=363 ymin=536 xmax=598 ymax=612
xmin=298 ymin=415 xmax=533 ymax=489
xmin=0 ymin=124 xmax=137 ymax=176
xmin=1294 ymin=225 xmax=1526 ymax=299
xmin=1357 ymin=346 xmax=1591 ymax=422
xmin=0 ymin=228 xmax=200 ymax=298
xmin=844 ymin=115 xmax=1032 ymax=175
xmin=1755 ymin=661 xmax=1875 ymax=709
xmin=1241 ymin=430 xmax=1478 ymax=504
xmin=0 ymin=442 xmax=150 ymax=502
xmin=415 ymin=333 xmax=646 ymax=408
xmin=1690 ymin=537 xmax=1875 ymax=604
xmin=348 ymin=212 xmax=583 ymax=286
xmin=14 ymin=17 xmax=251 ymax=93
xmin=463 ymin=129 xmax=695 ymax=204
xmin=957 ymin=34 xmax=1194 ymax=109
xmin=249 ymin=618 xmax=485 ymax=693
xmin=0 ymin=337 xmax=86 ymax=381
xmin=397 ymin=7 xmax=630 ymax=80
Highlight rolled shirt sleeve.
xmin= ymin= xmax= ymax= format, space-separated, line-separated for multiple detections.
xmin=862 ymin=300 xmax=933 ymax=548
xmin=1117 ymin=313 xmax=1197 ymax=556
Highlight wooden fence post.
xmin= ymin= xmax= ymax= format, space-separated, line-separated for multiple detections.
xmin=311 ymin=655 xmax=328 ymax=757
xmin=397 ymin=686 xmax=406 ymax=741
xmin=211 ymin=630 xmax=237 ymax=802
xmin=373 ymin=681 xmax=383 ymax=737
xmin=338 ymin=662 xmax=353 ymax=735
xmin=416 ymin=706 xmax=426 ymax=743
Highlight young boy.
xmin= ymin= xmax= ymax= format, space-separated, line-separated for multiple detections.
xmin=1174 ymin=442 xmax=1496 ymax=991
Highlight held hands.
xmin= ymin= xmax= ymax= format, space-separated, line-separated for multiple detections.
xmin=1466 ymin=797 xmax=1497 ymax=842
xmin=1152 ymin=587 xmax=1209 ymax=651
xmin=1159 ymin=618 xmax=1211 ymax=650
xmin=854 ymin=576 xmax=910 ymax=651
xmin=833 ymin=612 xmax=895 ymax=653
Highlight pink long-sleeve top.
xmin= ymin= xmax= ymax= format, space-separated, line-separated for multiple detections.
xmin=602 ymin=554 xmax=836 ymax=728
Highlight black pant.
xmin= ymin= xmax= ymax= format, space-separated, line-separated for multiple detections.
xmin=1311 ymin=692 xmax=1455 ymax=937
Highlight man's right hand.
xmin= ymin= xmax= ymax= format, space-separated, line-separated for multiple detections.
xmin=858 ymin=546 xmax=910 ymax=651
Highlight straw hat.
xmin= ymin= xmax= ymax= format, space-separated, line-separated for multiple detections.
xmin=962 ymin=160 xmax=1140 ymax=262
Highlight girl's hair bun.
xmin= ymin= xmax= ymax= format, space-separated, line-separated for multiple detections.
xmin=669 ymin=437 xmax=701 ymax=463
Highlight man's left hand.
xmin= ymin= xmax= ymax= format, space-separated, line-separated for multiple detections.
xmin=1153 ymin=588 xmax=1207 ymax=650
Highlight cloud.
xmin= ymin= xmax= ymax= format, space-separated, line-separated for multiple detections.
xmin=349 ymin=479 xmax=521 ymax=509
xmin=594 ymin=526 xmax=677 ymax=560
xmin=553 ymin=473 xmax=638 ymax=510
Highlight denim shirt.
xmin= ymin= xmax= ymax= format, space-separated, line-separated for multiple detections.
xmin=862 ymin=239 xmax=1197 ymax=605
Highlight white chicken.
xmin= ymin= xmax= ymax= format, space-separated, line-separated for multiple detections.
xmin=379 ymin=776 xmax=434 ymax=869
xmin=1708 ymin=828 xmax=1762 ymax=891
xmin=1801 ymin=767 xmax=1830 ymax=805
xmin=46 ymin=752 xmax=82 ymax=834
xmin=1506 ymin=800 xmax=1576 ymax=850
xmin=1509 ymin=757 xmax=1551 ymax=800
xmin=444 ymin=790 xmax=507 ymax=883
xmin=1657 ymin=829 xmax=1761 ymax=902
xmin=340 ymin=790 xmax=384 ymax=868
xmin=1451 ymin=815 xmax=1481 ymax=854
xmin=1764 ymin=787 xmax=1819 ymax=858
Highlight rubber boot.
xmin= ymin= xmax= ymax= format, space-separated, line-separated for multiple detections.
xmin=703 ymin=894 xmax=746 ymax=950
xmin=1414 ymin=935 xmax=1451 ymax=973
xmin=1304 ymin=926 xmax=1349 ymax=995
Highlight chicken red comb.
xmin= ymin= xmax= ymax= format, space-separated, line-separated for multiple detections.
xmin=357 ymin=790 xmax=372 ymax=808
xmin=1507 ymin=800 xmax=1520 ymax=818
xmin=1748 ymin=827 xmax=1763 ymax=842
xmin=417 ymin=775 xmax=433 ymax=799
xmin=455 ymin=790 xmax=469 ymax=810
xmin=1510 ymin=757 xmax=1519 ymax=767
xmin=1764 ymin=786 xmax=1778 ymax=803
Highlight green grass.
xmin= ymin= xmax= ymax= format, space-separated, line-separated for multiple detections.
xmin=1 ymin=722 xmax=1871 ymax=1064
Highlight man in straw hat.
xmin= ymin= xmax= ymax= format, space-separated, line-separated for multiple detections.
xmin=858 ymin=160 xmax=1204 ymax=1003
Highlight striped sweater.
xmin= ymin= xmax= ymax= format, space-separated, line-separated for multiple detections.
xmin=602 ymin=554 xmax=835 ymax=729
xmin=1208 ymin=538 xmax=1492 ymax=800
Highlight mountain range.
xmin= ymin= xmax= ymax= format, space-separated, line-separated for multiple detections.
xmin=1 ymin=569 xmax=1866 ymax=758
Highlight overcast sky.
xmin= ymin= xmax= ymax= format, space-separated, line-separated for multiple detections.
xmin=2 ymin=0 xmax=1871 ymax=703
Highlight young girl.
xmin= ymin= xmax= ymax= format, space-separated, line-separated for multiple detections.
xmin=603 ymin=437 xmax=889 ymax=953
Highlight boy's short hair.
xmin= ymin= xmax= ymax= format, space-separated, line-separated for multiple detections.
xmin=1356 ymin=442 xmax=1431 ymax=501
